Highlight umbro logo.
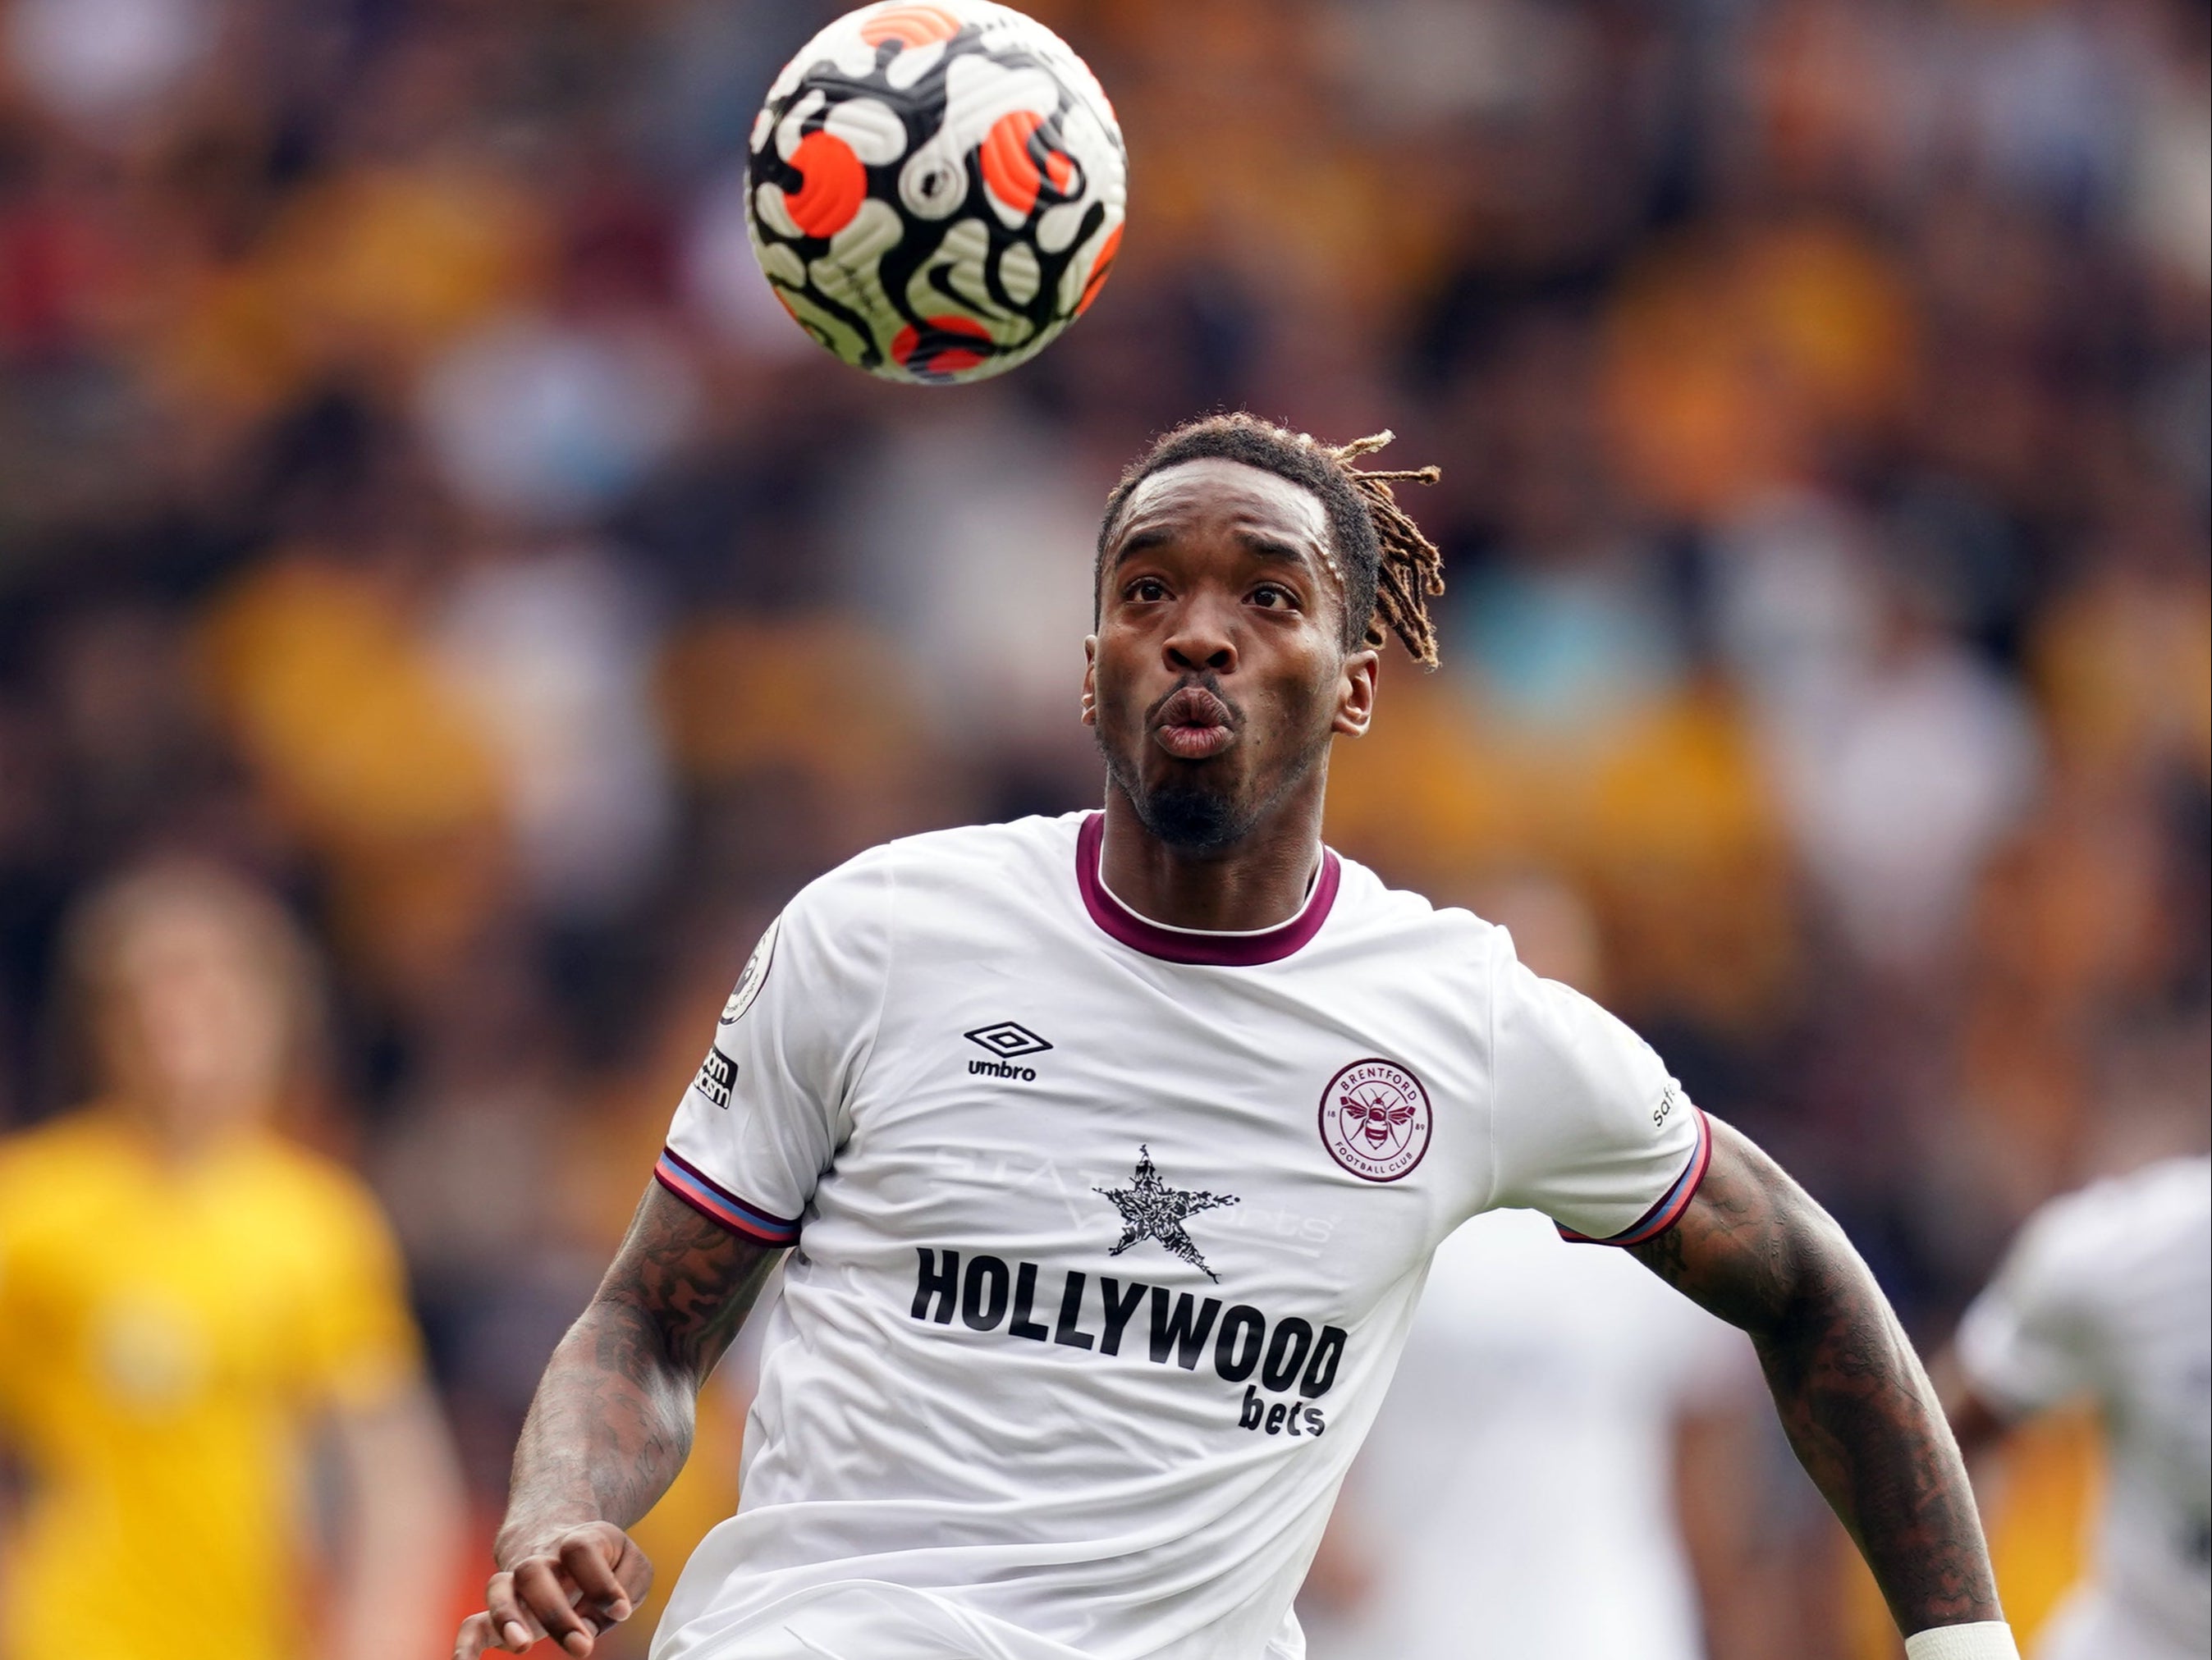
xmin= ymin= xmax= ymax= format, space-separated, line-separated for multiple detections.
xmin=965 ymin=1022 xmax=1052 ymax=1060
xmin=965 ymin=1021 xmax=1051 ymax=1082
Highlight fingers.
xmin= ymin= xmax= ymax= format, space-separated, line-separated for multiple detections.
xmin=461 ymin=1525 xmax=653 ymax=1659
xmin=455 ymin=1612 xmax=498 ymax=1660
xmin=611 ymin=1529 xmax=656 ymax=1604
xmin=484 ymin=1567 xmax=554 ymax=1653
xmin=561 ymin=1533 xmax=635 ymax=1629
xmin=512 ymin=1556 xmax=598 ymax=1654
xmin=455 ymin=1599 xmax=542 ymax=1659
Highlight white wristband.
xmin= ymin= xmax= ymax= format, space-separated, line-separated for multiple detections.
xmin=1904 ymin=1624 xmax=2021 ymax=1660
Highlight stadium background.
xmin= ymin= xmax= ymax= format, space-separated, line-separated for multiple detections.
xmin=0 ymin=0 xmax=2204 ymax=1654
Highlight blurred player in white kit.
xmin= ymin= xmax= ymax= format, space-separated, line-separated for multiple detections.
xmin=1949 ymin=1155 xmax=2211 ymax=1660
xmin=1299 ymin=1205 xmax=1770 ymax=1660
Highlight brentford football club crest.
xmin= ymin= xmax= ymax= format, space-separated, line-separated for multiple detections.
xmin=1319 ymin=1059 xmax=1433 ymax=1182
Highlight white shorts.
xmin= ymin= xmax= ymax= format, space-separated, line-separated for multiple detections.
xmin=649 ymin=1579 xmax=1308 ymax=1660
xmin=648 ymin=1580 xmax=1096 ymax=1660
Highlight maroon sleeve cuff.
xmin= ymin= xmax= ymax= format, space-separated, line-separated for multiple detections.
xmin=653 ymin=1148 xmax=801 ymax=1246
xmin=1557 ymin=1107 xmax=1713 ymax=1247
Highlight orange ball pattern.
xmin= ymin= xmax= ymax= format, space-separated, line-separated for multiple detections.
xmin=745 ymin=1 xmax=1127 ymax=384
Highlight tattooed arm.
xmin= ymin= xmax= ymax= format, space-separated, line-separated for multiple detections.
xmin=456 ymin=1182 xmax=783 ymax=1660
xmin=1632 ymin=1118 xmax=2003 ymax=1640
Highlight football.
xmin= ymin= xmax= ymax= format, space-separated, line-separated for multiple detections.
xmin=744 ymin=1 xmax=1127 ymax=384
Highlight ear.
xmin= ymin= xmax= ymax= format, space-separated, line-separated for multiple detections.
xmin=1080 ymin=635 xmax=1098 ymax=726
xmin=1332 ymin=644 xmax=1378 ymax=739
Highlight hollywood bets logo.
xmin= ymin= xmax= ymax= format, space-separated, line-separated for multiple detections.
xmin=1318 ymin=1058 xmax=1432 ymax=1182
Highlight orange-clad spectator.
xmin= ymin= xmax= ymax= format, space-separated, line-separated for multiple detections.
xmin=198 ymin=550 xmax=515 ymax=991
xmin=0 ymin=860 xmax=464 ymax=1660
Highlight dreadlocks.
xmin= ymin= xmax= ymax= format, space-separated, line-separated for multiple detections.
xmin=1095 ymin=413 xmax=1447 ymax=666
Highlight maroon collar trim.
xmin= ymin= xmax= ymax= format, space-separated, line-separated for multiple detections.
xmin=1074 ymin=812 xmax=1341 ymax=967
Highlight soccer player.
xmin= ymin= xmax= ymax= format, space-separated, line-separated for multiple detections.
xmin=0 ymin=860 xmax=465 ymax=1660
xmin=1946 ymin=1155 xmax=2210 ymax=1660
xmin=454 ymin=414 xmax=2017 ymax=1660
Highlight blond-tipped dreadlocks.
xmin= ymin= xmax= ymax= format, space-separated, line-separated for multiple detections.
xmin=1326 ymin=430 xmax=1445 ymax=667
xmin=1094 ymin=413 xmax=1448 ymax=667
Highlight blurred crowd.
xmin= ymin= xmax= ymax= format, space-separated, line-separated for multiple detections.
xmin=0 ymin=0 xmax=2204 ymax=1654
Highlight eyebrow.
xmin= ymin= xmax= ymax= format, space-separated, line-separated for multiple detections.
xmin=1107 ymin=524 xmax=1322 ymax=572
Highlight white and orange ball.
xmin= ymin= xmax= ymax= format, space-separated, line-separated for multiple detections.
xmin=744 ymin=1 xmax=1126 ymax=384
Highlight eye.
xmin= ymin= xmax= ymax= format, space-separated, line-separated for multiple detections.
xmin=1248 ymin=583 xmax=1299 ymax=610
xmin=1125 ymin=576 xmax=1169 ymax=603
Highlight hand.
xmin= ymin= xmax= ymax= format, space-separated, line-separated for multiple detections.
xmin=453 ymin=1521 xmax=653 ymax=1658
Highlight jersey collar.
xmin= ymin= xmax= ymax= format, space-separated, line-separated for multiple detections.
xmin=1075 ymin=811 xmax=1341 ymax=967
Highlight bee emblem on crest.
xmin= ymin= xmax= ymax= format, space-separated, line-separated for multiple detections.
xmin=1318 ymin=1059 xmax=1432 ymax=1182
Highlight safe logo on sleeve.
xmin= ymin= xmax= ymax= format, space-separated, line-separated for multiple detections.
xmin=1318 ymin=1059 xmax=1432 ymax=1182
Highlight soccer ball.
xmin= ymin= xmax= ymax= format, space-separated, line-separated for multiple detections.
xmin=744 ymin=1 xmax=1126 ymax=385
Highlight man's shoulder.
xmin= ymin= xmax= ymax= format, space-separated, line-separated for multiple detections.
xmin=885 ymin=813 xmax=1085 ymax=876
xmin=0 ymin=1109 xmax=132 ymax=1203
xmin=1327 ymin=851 xmax=1504 ymax=961
xmin=790 ymin=814 xmax=1083 ymax=921
xmin=230 ymin=1135 xmax=398 ymax=1230
xmin=2006 ymin=1156 xmax=2210 ymax=1313
xmin=2039 ymin=1156 xmax=2207 ymax=1245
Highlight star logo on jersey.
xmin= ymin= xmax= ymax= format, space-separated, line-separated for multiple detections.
xmin=1095 ymin=1146 xmax=1239 ymax=1283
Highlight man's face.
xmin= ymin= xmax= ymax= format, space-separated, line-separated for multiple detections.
xmin=1085 ymin=459 xmax=1376 ymax=851
xmin=98 ymin=897 xmax=286 ymax=1133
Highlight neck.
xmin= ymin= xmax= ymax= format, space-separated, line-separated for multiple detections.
xmin=1098 ymin=775 xmax=1327 ymax=933
xmin=112 ymin=1089 xmax=261 ymax=1164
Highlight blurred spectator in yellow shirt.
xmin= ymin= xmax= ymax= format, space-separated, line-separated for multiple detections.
xmin=0 ymin=860 xmax=464 ymax=1660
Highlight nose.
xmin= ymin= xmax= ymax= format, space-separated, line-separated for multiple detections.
xmin=1163 ymin=595 xmax=1237 ymax=675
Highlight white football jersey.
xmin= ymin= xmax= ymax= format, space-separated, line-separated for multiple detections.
xmin=1958 ymin=1156 xmax=2212 ymax=1660
xmin=650 ymin=812 xmax=1709 ymax=1660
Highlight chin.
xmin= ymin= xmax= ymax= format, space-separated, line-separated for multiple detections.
xmin=1128 ymin=775 xmax=1249 ymax=852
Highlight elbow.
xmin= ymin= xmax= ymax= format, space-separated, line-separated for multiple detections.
xmin=1753 ymin=1208 xmax=1903 ymax=1372
xmin=588 ymin=1289 xmax=712 ymax=1397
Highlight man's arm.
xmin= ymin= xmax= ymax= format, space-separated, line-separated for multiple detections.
xmin=0 ymin=1447 xmax=16 ymax=1627
xmin=1630 ymin=1118 xmax=2004 ymax=1642
xmin=456 ymin=1182 xmax=783 ymax=1660
xmin=1674 ymin=1399 xmax=1791 ymax=1660
xmin=332 ymin=1379 xmax=466 ymax=1660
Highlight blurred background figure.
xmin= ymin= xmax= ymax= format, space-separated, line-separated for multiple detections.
xmin=1944 ymin=1151 xmax=2211 ymax=1660
xmin=1298 ymin=1205 xmax=1782 ymax=1660
xmin=0 ymin=0 xmax=2203 ymax=1650
xmin=0 ymin=861 xmax=463 ymax=1660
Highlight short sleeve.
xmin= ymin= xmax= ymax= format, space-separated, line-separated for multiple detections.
xmin=1484 ymin=933 xmax=1710 ymax=1246
xmin=659 ymin=851 xmax=892 ymax=1245
xmin=1954 ymin=1200 xmax=2099 ymax=1420
xmin=296 ymin=1175 xmax=425 ymax=1411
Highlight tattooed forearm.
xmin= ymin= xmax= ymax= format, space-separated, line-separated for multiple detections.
xmin=1631 ymin=1119 xmax=2001 ymax=1635
xmin=494 ymin=1183 xmax=782 ymax=1562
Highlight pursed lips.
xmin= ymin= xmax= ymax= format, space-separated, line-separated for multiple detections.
xmin=1151 ymin=683 xmax=1239 ymax=761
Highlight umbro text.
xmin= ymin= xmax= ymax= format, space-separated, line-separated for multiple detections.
xmin=969 ymin=1059 xmax=1038 ymax=1082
